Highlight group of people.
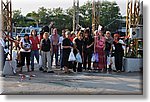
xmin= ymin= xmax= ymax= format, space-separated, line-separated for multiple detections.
xmin=0 ymin=26 xmax=125 ymax=75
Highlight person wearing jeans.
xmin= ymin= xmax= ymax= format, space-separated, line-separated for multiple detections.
xmin=29 ymin=30 xmax=40 ymax=71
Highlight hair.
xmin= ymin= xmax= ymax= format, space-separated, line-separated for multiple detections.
xmin=65 ymin=31 xmax=71 ymax=35
xmin=62 ymin=29 xmax=65 ymax=33
xmin=98 ymin=30 xmax=104 ymax=36
xmin=106 ymin=31 xmax=111 ymax=35
xmin=114 ymin=34 xmax=120 ymax=41
xmin=24 ymin=34 xmax=30 ymax=43
xmin=53 ymin=28 xmax=57 ymax=32
xmin=84 ymin=28 xmax=90 ymax=34
xmin=114 ymin=34 xmax=120 ymax=38
xmin=94 ymin=30 xmax=98 ymax=36
xmin=83 ymin=28 xmax=92 ymax=40
xmin=43 ymin=32 xmax=49 ymax=36
xmin=77 ymin=31 xmax=83 ymax=38
xmin=31 ymin=29 xmax=37 ymax=36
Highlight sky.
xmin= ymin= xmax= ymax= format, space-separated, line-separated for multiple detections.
xmin=9 ymin=0 xmax=126 ymax=16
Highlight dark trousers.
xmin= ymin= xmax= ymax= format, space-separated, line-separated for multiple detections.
xmin=115 ymin=54 xmax=123 ymax=71
xmin=20 ymin=52 xmax=31 ymax=66
xmin=60 ymin=49 xmax=64 ymax=68
xmin=83 ymin=50 xmax=92 ymax=70
xmin=73 ymin=62 xmax=82 ymax=72
xmin=0 ymin=47 xmax=8 ymax=71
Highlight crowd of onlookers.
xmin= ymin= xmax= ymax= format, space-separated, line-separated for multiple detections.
xmin=0 ymin=25 xmax=126 ymax=76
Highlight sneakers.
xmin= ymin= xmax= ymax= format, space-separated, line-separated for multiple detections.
xmin=117 ymin=70 xmax=121 ymax=73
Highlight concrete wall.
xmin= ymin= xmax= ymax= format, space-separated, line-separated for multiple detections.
xmin=124 ymin=58 xmax=143 ymax=72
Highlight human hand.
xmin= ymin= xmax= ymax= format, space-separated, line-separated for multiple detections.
xmin=86 ymin=45 xmax=90 ymax=49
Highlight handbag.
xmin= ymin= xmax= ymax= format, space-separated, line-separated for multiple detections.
xmin=91 ymin=53 xmax=99 ymax=62
xmin=76 ymin=52 xmax=82 ymax=63
xmin=68 ymin=49 xmax=76 ymax=61
xmin=91 ymin=53 xmax=96 ymax=62
xmin=107 ymin=56 xmax=113 ymax=65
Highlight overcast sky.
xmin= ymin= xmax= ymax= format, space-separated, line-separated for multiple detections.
xmin=0 ymin=0 xmax=143 ymax=33
xmin=10 ymin=0 xmax=126 ymax=16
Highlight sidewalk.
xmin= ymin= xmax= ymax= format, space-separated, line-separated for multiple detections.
xmin=0 ymin=67 xmax=143 ymax=95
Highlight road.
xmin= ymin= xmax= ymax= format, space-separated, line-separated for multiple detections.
xmin=0 ymin=66 xmax=143 ymax=95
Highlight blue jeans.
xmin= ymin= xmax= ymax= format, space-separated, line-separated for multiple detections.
xmin=31 ymin=50 xmax=39 ymax=69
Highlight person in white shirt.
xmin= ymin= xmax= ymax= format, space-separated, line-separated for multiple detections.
xmin=59 ymin=29 xmax=66 ymax=69
xmin=19 ymin=34 xmax=32 ymax=72
xmin=0 ymin=34 xmax=9 ymax=74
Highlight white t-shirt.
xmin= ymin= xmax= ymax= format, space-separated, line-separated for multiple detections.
xmin=20 ymin=38 xmax=32 ymax=52
xmin=59 ymin=36 xmax=65 ymax=49
xmin=0 ymin=38 xmax=9 ymax=53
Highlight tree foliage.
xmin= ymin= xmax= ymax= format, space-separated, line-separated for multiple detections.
xmin=12 ymin=0 xmax=122 ymax=33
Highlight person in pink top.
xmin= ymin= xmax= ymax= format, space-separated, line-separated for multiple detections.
xmin=94 ymin=30 xmax=106 ymax=72
xmin=29 ymin=30 xmax=40 ymax=71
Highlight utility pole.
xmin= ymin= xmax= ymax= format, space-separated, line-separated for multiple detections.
xmin=73 ymin=0 xmax=79 ymax=32
xmin=1 ymin=0 xmax=12 ymax=60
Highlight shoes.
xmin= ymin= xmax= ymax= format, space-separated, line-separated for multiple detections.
xmin=39 ymin=67 xmax=44 ymax=71
xmin=27 ymin=69 xmax=31 ymax=72
xmin=47 ymin=71 xmax=54 ymax=73
xmin=31 ymin=68 xmax=34 ymax=71
xmin=1 ymin=74 xmax=5 ymax=77
xmin=43 ymin=70 xmax=47 ymax=73
xmin=117 ymin=70 xmax=121 ymax=73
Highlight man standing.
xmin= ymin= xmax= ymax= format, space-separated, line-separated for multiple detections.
xmin=59 ymin=30 xmax=66 ymax=69
xmin=50 ymin=28 xmax=60 ymax=67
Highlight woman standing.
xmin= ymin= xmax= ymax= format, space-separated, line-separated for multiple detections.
xmin=20 ymin=34 xmax=32 ymax=72
xmin=40 ymin=32 xmax=53 ymax=73
xmin=113 ymin=34 xmax=125 ymax=73
xmin=83 ymin=28 xmax=94 ymax=71
xmin=62 ymin=31 xmax=73 ymax=73
xmin=94 ymin=30 xmax=106 ymax=71
xmin=74 ymin=31 xmax=84 ymax=72
xmin=29 ymin=30 xmax=40 ymax=71
xmin=105 ymin=31 xmax=113 ymax=72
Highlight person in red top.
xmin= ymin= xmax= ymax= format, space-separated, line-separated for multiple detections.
xmin=29 ymin=30 xmax=40 ymax=71
xmin=70 ymin=31 xmax=76 ymax=42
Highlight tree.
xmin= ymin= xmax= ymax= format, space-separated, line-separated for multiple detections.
xmin=12 ymin=10 xmax=26 ymax=26
xmin=37 ymin=7 xmax=49 ymax=25
xmin=78 ymin=1 xmax=121 ymax=33
xmin=12 ymin=0 xmax=122 ymax=33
